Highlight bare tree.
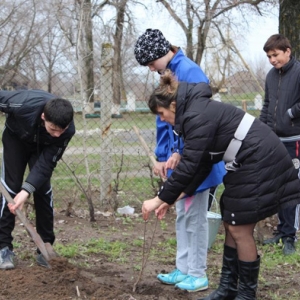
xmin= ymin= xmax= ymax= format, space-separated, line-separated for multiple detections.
xmin=279 ymin=0 xmax=300 ymax=59
xmin=0 ymin=0 xmax=46 ymax=89
xmin=156 ymin=0 xmax=277 ymax=64
xmin=53 ymin=0 xmax=109 ymax=109
xmin=111 ymin=0 xmax=129 ymax=116
xmin=91 ymin=0 xmax=137 ymax=115
xmin=204 ymin=22 xmax=241 ymax=89
xmin=29 ymin=3 xmax=73 ymax=95
xmin=78 ymin=0 xmax=95 ymax=109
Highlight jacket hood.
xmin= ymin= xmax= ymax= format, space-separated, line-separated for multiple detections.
xmin=174 ymin=82 xmax=212 ymax=134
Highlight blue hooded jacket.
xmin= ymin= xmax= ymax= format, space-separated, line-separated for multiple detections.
xmin=154 ymin=48 xmax=225 ymax=192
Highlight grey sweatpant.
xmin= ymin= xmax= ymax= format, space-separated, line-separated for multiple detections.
xmin=176 ymin=189 xmax=209 ymax=277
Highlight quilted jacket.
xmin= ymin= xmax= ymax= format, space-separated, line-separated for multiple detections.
xmin=260 ymin=56 xmax=300 ymax=138
xmin=158 ymin=82 xmax=300 ymax=225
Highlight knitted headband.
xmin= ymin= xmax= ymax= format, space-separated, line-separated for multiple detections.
xmin=134 ymin=29 xmax=171 ymax=66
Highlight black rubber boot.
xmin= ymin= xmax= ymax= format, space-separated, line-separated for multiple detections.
xmin=234 ymin=256 xmax=260 ymax=300
xmin=197 ymin=245 xmax=238 ymax=300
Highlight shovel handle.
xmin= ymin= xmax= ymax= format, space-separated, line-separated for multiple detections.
xmin=0 ymin=182 xmax=30 ymax=225
xmin=0 ymin=181 xmax=51 ymax=261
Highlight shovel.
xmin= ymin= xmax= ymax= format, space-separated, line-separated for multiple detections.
xmin=0 ymin=181 xmax=58 ymax=267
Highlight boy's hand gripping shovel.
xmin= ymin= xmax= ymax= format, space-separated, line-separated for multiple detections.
xmin=0 ymin=181 xmax=58 ymax=268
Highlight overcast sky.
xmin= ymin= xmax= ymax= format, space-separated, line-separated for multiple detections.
xmin=133 ymin=4 xmax=279 ymax=67
xmin=241 ymin=12 xmax=279 ymax=61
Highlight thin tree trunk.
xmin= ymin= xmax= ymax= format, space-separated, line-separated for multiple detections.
xmin=83 ymin=0 xmax=94 ymax=104
xmin=112 ymin=0 xmax=128 ymax=115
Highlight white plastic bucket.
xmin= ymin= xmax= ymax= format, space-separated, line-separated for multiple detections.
xmin=207 ymin=187 xmax=222 ymax=249
xmin=207 ymin=211 xmax=222 ymax=249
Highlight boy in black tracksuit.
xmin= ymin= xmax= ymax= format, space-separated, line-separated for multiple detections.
xmin=0 ymin=89 xmax=75 ymax=269
xmin=260 ymin=34 xmax=300 ymax=255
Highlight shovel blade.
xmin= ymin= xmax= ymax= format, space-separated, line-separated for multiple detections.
xmin=45 ymin=242 xmax=58 ymax=259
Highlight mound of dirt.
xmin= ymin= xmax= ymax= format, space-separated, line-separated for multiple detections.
xmin=0 ymin=256 xmax=191 ymax=300
xmin=0 ymin=209 xmax=299 ymax=300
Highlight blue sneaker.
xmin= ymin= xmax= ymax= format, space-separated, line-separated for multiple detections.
xmin=175 ymin=275 xmax=208 ymax=292
xmin=157 ymin=269 xmax=188 ymax=285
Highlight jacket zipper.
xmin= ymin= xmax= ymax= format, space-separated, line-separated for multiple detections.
xmin=274 ymin=70 xmax=282 ymax=133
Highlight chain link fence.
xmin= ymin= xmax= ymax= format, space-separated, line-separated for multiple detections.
xmin=0 ymin=44 xmax=266 ymax=218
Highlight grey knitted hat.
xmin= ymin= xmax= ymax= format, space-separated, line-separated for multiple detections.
xmin=134 ymin=29 xmax=171 ymax=66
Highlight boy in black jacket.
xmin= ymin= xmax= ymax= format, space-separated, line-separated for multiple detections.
xmin=260 ymin=34 xmax=300 ymax=255
xmin=0 ymin=89 xmax=75 ymax=269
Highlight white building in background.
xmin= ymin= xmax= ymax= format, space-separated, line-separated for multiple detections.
xmin=254 ymin=94 xmax=263 ymax=110
xmin=126 ymin=91 xmax=136 ymax=112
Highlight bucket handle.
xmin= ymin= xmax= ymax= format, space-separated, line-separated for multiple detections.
xmin=209 ymin=185 xmax=220 ymax=214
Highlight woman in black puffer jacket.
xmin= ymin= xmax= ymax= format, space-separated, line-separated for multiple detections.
xmin=142 ymin=70 xmax=300 ymax=300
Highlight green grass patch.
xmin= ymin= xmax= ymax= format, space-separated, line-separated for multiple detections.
xmin=221 ymin=92 xmax=263 ymax=102
xmin=84 ymin=238 xmax=129 ymax=262
xmin=55 ymin=243 xmax=81 ymax=258
xmin=57 ymin=153 xmax=151 ymax=176
xmin=73 ymin=112 xmax=155 ymax=131
xmin=55 ymin=238 xmax=129 ymax=263
xmin=132 ymin=239 xmax=144 ymax=247
xmin=151 ymin=237 xmax=177 ymax=263
xmin=261 ymin=244 xmax=300 ymax=269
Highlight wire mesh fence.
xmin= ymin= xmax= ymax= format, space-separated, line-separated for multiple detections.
xmin=0 ymin=45 xmax=266 ymax=217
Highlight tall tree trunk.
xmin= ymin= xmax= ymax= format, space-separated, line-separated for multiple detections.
xmin=80 ymin=0 xmax=94 ymax=106
xmin=112 ymin=0 xmax=128 ymax=115
xmin=279 ymin=0 xmax=300 ymax=59
xmin=84 ymin=0 xmax=94 ymax=104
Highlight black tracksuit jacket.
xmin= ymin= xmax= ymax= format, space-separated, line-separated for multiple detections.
xmin=0 ymin=89 xmax=75 ymax=194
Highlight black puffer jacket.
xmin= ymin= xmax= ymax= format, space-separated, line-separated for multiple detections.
xmin=260 ymin=56 xmax=300 ymax=138
xmin=0 ymin=89 xmax=75 ymax=193
xmin=158 ymin=82 xmax=300 ymax=225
